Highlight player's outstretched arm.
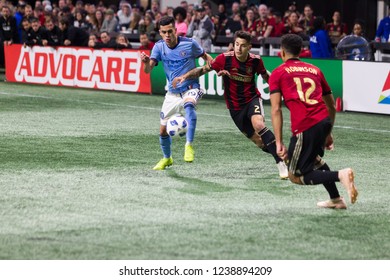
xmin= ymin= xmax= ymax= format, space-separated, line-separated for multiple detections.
xmin=172 ymin=64 xmax=212 ymax=88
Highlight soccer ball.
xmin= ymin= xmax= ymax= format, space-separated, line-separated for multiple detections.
xmin=166 ymin=115 xmax=188 ymax=138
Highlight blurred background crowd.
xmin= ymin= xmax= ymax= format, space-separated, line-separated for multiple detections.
xmin=0 ymin=0 xmax=389 ymax=66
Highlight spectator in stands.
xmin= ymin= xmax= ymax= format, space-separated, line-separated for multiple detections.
xmin=74 ymin=9 xmax=92 ymax=32
xmin=88 ymin=30 xmax=115 ymax=48
xmin=230 ymin=2 xmax=240 ymax=18
xmin=65 ymin=0 xmax=75 ymax=13
xmin=187 ymin=6 xmax=214 ymax=52
xmin=173 ymin=6 xmax=187 ymax=37
xmin=239 ymin=0 xmax=248 ymax=21
xmin=283 ymin=11 xmax=304 ymax=37
xmin=270 ymin=11 xmax=285 ymax=37
xmin=129 ymin=10 xmax=141 ymax=33
xmin=15 ymin=2 xmax=26 ymax=43
xmin=139 ymin=13 xmax=155 ymax=37
xmin=20 ymin=17 xmax=32 ymax=44
xmin=326 ymin=11 xmax=347 ymax=45
xmin=164 ymin=6 xmax=174 ymax=18
xmin=150 ymin=0 xmax=160 ymax=18
xmin=180 ymin=1 xmax=188 ymax=11
xmin=89 ymin=9 xmax=104 ymax=33
xmin=243 ymin=8 xmax=257 ymax=37
xmin=202 ymin=1 xmax=213 ymax=18
xmin=24 ymin=17 xmax=49 ymax=46
xmin=221 ymin=11 xmax=242 ymax=37
xmin=139 ymin=32 xmax=155 ymax=50
xmin=255 ymin=4 xmax=272 ymax=40
xmin=59 ymin=6 xmax=74 ymax=23
xmin=0 ymin=5 xmax=19 ymax=45
xmin=44 ymin=18 xmax=62 ymax=46
xmin=100 ymin=8 xmax=118 ymax=33
xmin=283 ymin=1 xmax=300 ymax=23
xmin=115 ymin=33 xmax=133 ymax=49
xmin=117 ymin=2 xmax=131 ymax=31
xmin=34 ymin=5 xmax=45 ymax=25
xmin=309 ymin=16 xmax=333 ymax=58
xmin=352 ymin=20 xmax=365 ymax=37
xmin=375 ymin=4 xmax=390 ymax=42
xmin=59 ymin=17 xmax=89 ymax=46
xmin=24 ymin=4 xmax=34 ymax=22
xmin=217 ymin=3 xmax=227 ymax=23
xmin=75 ymin=1 xmax=84 ymax=12
xmin=299 ymin=4 xmax=315 ymax=37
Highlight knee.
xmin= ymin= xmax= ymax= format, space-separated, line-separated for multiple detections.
xmin=289 ymin=172 xmax=303 ymax=185
xmin=184 ymin=100 xmax=195 ymax=109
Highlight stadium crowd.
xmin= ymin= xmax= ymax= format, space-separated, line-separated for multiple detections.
xmin=0 ymin=0 xmax=389 ymax=66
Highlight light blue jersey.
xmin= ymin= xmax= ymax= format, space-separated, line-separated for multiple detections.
xmin=150 ymin=37 xmax=204 ymax=93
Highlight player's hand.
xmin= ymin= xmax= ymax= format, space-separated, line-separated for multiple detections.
xmin=140 ymin=52 xmax=150 ymax=63
xmin=172 ymin=76 xmax=185 ymax=88
xmin=217 ymin=70 xmax=230 ymax=77
xmin=276 ymin=143 xmax=288 ymax=161
xmin=325 ymin=133 xmax=334 ymax=150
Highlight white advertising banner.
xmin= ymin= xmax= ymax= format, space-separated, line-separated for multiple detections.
xmin=4 ymin=45 xmax=152 ymax=94
xmin=343 ymin=61 xmax=390 ymax=114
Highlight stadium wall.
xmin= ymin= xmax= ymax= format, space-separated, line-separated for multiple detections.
xmin=5 ymin=45 xmax=389 ymax=115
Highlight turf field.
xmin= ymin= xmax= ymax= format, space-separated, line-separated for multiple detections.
xmin=1 ymin=80 xmax=390 ymax=260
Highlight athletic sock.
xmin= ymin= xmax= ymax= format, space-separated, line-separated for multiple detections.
xmin=159 ymin=135 xmax=172 ymax=158
xmin=318 ymin=163 xmax=341 ymax=199
xmin=303 ymin=169 xmax=340 ymax=199
xmin=258 ymin=127 xmax=281 ymax=163
xmin=184 ymin=102 xmax=196 ymax=143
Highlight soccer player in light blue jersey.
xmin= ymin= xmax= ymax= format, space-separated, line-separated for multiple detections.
xmin=141 ymin=16 xmax=212 ymax=170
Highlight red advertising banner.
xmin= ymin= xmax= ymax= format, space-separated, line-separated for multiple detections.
xmin=5 ymin=44 xmax=151 ymax=94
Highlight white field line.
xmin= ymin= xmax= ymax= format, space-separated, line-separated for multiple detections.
xmin=1 ymin=91 xmax=390 ymax=134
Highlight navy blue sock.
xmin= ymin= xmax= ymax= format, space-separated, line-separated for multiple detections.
xmin=258 ymin=127 xmax=281 ymax=163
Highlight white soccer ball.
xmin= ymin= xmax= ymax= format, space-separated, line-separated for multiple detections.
xmin=166 ymin=115 xmax=188 ymax=138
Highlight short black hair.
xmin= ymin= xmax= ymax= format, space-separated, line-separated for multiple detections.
xmin=159 ymin=15 xmax=175 ymax=27
xmin=234 ymin=30 xmax=252 ymax=44
xmin=281 ymin=34 xmax=302 ymax=56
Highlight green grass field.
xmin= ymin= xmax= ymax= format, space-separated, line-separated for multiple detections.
xmin=1 ymin=80 xmax=390 ymax=260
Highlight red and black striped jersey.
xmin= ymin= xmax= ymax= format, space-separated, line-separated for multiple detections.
xmin=210 ymin=51 xmax=267 ymax=110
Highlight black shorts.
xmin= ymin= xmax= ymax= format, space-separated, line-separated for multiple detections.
xmin=288 ymin=117 xmax=332 ymax=176
xmin=229 ymin=97 xmax=264 ymax=138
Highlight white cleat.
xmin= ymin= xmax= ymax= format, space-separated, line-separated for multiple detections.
xmin=277 ymin=161 xmax=289 ymax=179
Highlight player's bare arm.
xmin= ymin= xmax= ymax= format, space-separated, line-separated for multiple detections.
xmin=322 ymin=93 xmax=336 ymax=126
xmin=172 ymin=64 xmax=212 ymax=88
xmin=270 ymin=91 xmax=287 ymax=160
xmin=323 ymin=93 xmax=336 ymax=150
xmin=140 ymin=52 xmax=156 ymax=73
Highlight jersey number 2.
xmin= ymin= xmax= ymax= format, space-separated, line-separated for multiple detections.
xmin=293 ymin=77 xmax=318 ymax=104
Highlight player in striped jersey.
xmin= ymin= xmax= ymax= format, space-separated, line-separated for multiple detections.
xmin=173 ymin=30 xmax=288 ymax=179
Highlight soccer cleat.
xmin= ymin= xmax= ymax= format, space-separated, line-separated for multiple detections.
xmin=339 ymin=168 xmax=358 ymax=204
xmin=277 ymin=161 xmax=289 ymax=179
xmin=184 ymin=144 xmax=194 ymax=162
xmin=153 ymin=157 xmax=173 ymax=170
xmin=317 ymin=197 xmax=347 ymax=209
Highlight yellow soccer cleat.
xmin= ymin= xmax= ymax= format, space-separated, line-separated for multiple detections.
xmin=184 ymin=144 xmax=194 ymax=162
xmin=153 ymin=157 xmax=173 ymax=170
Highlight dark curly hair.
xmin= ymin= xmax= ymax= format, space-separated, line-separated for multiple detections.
xmin=173 ymin=6 xmax=187 ymax=20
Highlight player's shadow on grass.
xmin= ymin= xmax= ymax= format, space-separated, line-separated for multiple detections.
xmin=166 ymin=169 xmax=234 ymax=195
